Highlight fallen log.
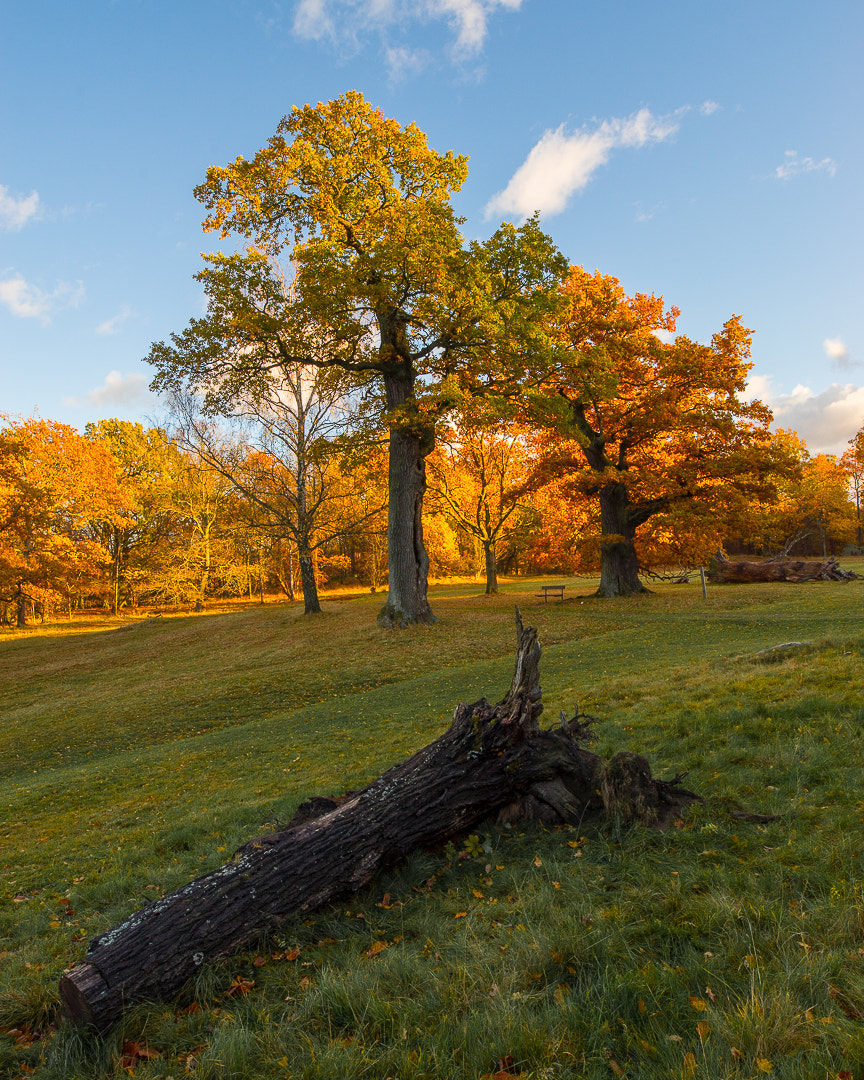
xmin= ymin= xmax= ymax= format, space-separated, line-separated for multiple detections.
xmin=709 ymin=553 xmax=859 ymax=584
xmin=60 ymin=609 xmax=699 ymax=1031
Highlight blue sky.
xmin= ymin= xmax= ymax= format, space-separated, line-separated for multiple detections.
xmin=2 ymin=0 xmax=861 ymax=452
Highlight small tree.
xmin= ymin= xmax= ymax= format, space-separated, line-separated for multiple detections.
xmin=427 ymin=411 xmax=532 ymax=594
xmin=168 ymin=361 xmax=378 ymax=615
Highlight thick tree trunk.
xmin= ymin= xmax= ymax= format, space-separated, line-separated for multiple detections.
xmin=59 ymin=610 xmax=698 ymax=1032
xmin=378 ymin=372 xmax=436 ymax=628
xmin=596 ymin=483 xmax=649 ymax=598
xmin=484 ymin=540 xmax=499 ymax=594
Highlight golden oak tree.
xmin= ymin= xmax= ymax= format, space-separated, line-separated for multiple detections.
xmin=148 ymin=91 xmax=565 ymax=627
xmin=531 ymin=266 xmax=794 ymax=596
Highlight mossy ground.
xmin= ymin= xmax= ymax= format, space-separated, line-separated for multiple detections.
xmin=3 ymin=570 xmax=864 ymax=1078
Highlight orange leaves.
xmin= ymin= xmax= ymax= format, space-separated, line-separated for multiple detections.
xmin=224 ymin=975 xmax=255 ymax=998
xmin=120 ymin=1041 xmax=160 ymax=1072
xmin=365 ymin=940 xmax=388 ymax=959
xmin=688 ymin=995 xmax=708 ymax=1011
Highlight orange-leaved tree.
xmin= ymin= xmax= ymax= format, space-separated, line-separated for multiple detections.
xmin=841 ymin=422 xmax=864 ymax=546
xmin=426 ymin=406 xmax=534 ymax=594
xmin=530 ymin=266 xmax=795 ymax=596
xmin=0 ymin=416 xmax=127 ymax=624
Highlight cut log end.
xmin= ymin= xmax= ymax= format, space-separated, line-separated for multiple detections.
xmin=59 ymin=963 xmax=111 ymax=1029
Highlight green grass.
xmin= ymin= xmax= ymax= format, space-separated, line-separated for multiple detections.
xmin=3 ymin=571 xmax=864 ymax=1078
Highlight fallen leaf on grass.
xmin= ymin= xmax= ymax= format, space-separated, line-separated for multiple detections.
xmin=609 ymin=1058 xmax=625 ymax=1077
xmin=683 ymin=1051 xmax=696 ymax=1072
xmin=224 ymin=976 xmax=255 ymax=998
xmin=689 ymin=996 xmax=707 ymax=1011
xmin=120 ymin=1041 xmax=160 ymax=1070
xmin=177 ymin=1046 xmax=205 ymax=1072
xmin=731 ymin=1047 xmax=743 ymax=1060
xmin=697 ymin=1020 xmax=710 ymax=1043
xmin=756 ymin=1059 xmax=773 ymax=1072
xmin=365 ymin=940 xmax=388 ymax=959
xmin=837 ymin=1072 xmax=854 ymax=1080
xmin=252 ymin=955 xmax=268 ymax=967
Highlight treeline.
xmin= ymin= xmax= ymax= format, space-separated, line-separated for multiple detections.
xmin=1 ymin=406 xmax=861 ymax=627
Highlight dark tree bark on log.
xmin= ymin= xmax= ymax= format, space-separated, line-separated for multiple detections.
xmin=709 ymin=553 xmax=859 ymax=583
xmin=59 ymin=610 xmax=699 ymax=1032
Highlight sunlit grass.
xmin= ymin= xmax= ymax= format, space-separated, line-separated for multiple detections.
xmin=2 ymin=572 xmax=864 ymax=1077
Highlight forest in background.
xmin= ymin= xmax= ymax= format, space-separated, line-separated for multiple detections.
xmin=1 ymin=402 xmax=862 ymax=628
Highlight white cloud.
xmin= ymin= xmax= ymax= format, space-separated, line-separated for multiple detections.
xmin=485 ymin=107 xmax=684 ymax=221
xmin=65 ymin=370 xmax=152 ymax=409
xmin=747 ymin=375 xmax=864 ymax=455
xmin=823 ymin=336 xmax=856 ymax=369
xmin=293 ymin=0 xmax=521 ymax=56
xmin=699 ymin=100 xmax=721 ymax=116
xmin=775 ymin=150 xmax=837 ymax=180
xmin=0 ymin=274 xmax=85 ymax=320
xmin=96 ymin=305 xmax=134 ymax=336
xmin=0 ymin=185 xmax=40 ymax=230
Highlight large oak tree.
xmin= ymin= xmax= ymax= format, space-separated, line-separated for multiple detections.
xmin=149 ymin=92 xmax=565 ymax=627
xmin=532 ymin=266 xmax=794 ymax=596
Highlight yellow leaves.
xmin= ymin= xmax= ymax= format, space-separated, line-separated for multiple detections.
xmin=688 ymin=996 xmax=708 ymax=1011
xmin=755 ymin=1059 xmax=773 ymax=1072
xmin=683 ymin=1051 xmax=697 ymax=1073
xmin=365 ymin=940 xmax=388 ymax=959
xmin=696 ymin=1020 xmax=710 ymax=1043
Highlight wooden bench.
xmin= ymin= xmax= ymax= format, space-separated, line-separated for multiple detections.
xmin=535 ymin=584 xmax=565 ymax=603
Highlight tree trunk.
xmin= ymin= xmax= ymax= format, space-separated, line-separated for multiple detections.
xmin=59 ymin=610 xmax=698 ymax=1032
xmin=483 ymin=540 xmax=499 ymax=594
xmin=596 ymin=483 xmax=649 ymax=598
xmin=298 ymin=550 xmax=321 ymax=614
xmin=378 ymin=372 xmax=436 ymax=628
xmin=16 ymin=588 xmax=27 ymax=627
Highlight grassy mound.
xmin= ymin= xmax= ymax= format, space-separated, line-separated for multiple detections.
xmin=3 ymin=574 xmax=864 ymax=1078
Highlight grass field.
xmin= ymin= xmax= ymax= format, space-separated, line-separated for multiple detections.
xmin=3 ymin=570 xmax=864 ymax=1079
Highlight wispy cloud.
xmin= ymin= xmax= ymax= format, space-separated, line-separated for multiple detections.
xmin=775 ymin=150 xmax=837 ymax=180
xmin=823 ymin=336 xmax=856 ymax=369
xmin=699 ymin=100 xmax=721 ymax=116
xmin=385 ymin=44 xmax=431 ymax=81
xmin=747 ymin=374 xmax=864 ymax=455
xmin=293 ymin=0 xmax=522 ymax=57
xmin=0 ymin=185 xmax=40 ymax=230
xmin=485 ymin=107 xmax=684 ymax=221
xmin=64 ymin=370 xmax=152 ymax=409
xmin=0 ymin=274 xmax=84 ymax=321
xmin=96 ymin=305 xmax=134 ymax=336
